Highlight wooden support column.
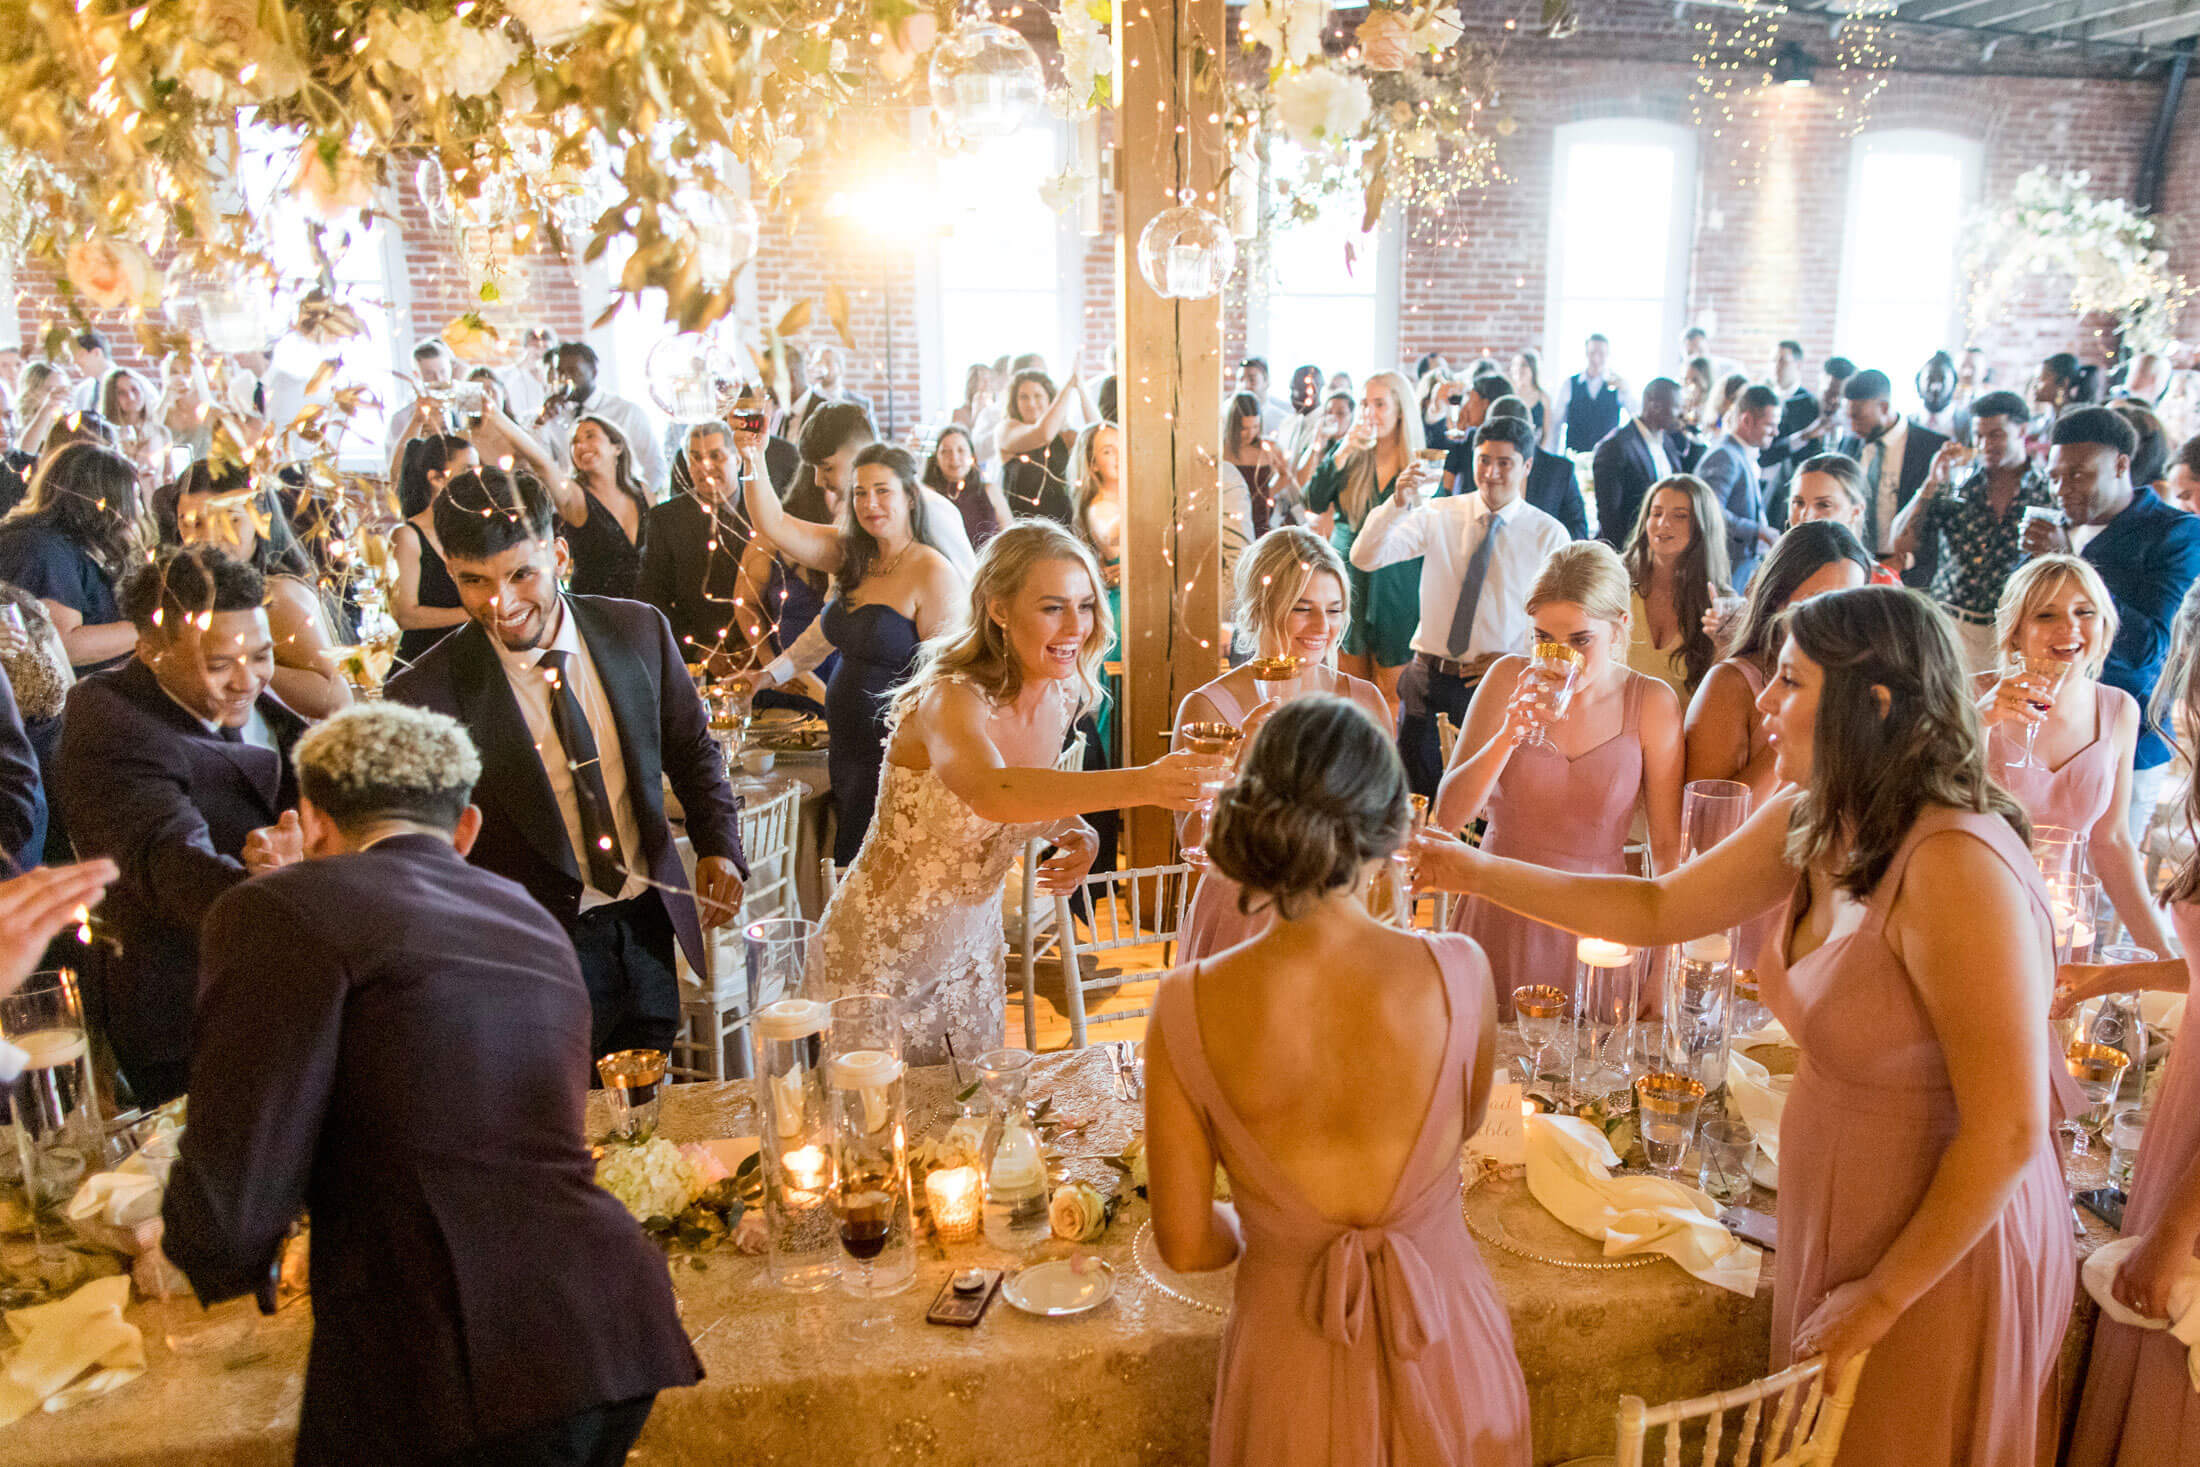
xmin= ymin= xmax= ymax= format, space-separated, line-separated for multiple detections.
xmin=1114 ymin=0 xmax=1227 ymax=867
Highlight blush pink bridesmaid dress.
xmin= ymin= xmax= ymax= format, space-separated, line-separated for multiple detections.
xmin=2068 ymin=898 xmax=2200 ymax=1467
xmin=1150 ymin=932 xmax=1532 ymax=1466
xmin=1453 ymin=670 xmax=1650 ymax=1017
xmin=1759 ymin=806 xmax=2073 ymax=1467
xmin=1993 ymin=682 xmax=2132 ymax=836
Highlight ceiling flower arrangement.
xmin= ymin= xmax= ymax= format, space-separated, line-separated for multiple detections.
xmin=1965 ymin=168 xmax=2194 ymax=357
xmin=0 ymin=0 xmax=950 ymax=345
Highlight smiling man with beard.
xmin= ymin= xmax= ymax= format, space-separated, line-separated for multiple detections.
xmin=387 ymin=465 xmax=746 ymax=1066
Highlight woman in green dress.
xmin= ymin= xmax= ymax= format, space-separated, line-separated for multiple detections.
xmin=1302 ymin=367 xmax=1423 ymax=724
xmin=1071 ymin=420 xmax=1124 ymax=761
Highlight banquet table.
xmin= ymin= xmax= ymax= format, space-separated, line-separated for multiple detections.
xmin=6 ymin=1046 xmax=2114 ymax=1467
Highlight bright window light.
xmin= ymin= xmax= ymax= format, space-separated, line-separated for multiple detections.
xmin=1836 ymin=130 xmax=1982 ymax=411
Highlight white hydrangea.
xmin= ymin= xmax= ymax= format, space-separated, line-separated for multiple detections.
xmin=1273 ymin=65 xmax=1371 ymax=148
xmin=504 ymin=0 xmax=597 ymax=46
xmin=1243 ymin=0 xmax=1328 ymax=66
xmin=595 ymin=1138 xmax=704 ymax=1222
xmin=1056 ymin=0 xmax=1113 ymax=110
xmin=371 ymin=11 xmax=520 ymax=99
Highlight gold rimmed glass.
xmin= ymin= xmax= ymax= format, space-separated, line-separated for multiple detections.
xmin=2063 ymin=1040 xmax=2130 ymax=1191
xmin=1246 ymin=654 xmax=1305 ymax=705
xmin=1520 ymin=641 xmax=1584 ymax=750
xmin=1513 ymin=984 xmax=1567 ymax=1088
xmin=1177 ymin=720 xmax=1244 ymax=869
xmin=1633 ymin=1072 xmax=1707 ymax=1178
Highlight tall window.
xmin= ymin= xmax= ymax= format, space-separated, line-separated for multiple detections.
xmin=1253 ymin=141 xmax=1394 ymax=383
xmin=1836 ymin=130 xmax=1982 ymax=410
xmin=1545 ymin=120 xmax=1696 ymax=393
xmin=237 ymin=124 xmax=405 ymax=472
xmin=928 ymin=127 xmax=1073 ymax=410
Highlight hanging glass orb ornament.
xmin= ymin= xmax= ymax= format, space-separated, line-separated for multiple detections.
xmin=927 ymin=17 xmax=1045 ymax=141
xmin=1136 ymin=204 xmax=1237 ymax=300
xmin=646 ymin=333 xmax=744 ymax=420
xmin=196 ymin=277 xmax=270 ymax=355
xmin=669 ymin=188 xmax=761 ymax=286
xmin=414 ymin=155 xmax=456 ymax=228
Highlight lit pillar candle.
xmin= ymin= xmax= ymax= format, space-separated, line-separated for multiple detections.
xmin=925 ymin=1165 xmax=982 ymax=1243
xmin=782 ymin=1144 xmax=829 ymax=1199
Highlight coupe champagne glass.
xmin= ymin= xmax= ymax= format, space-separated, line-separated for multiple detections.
xmin=2063 ymin=1040 xmax=2129 ymax=1191
xmin=1177 ymin=721 xmax=1243 ymax=869
xmin=1246 ymin=654 xmax=1304 ymax=706
xmin=1519 ymin=642 xmax=1583 ymax=750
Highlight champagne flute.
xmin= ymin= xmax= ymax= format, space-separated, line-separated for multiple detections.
xmin=1519 ymin=642 xmax=1583 ymax=750
xmin=2063 ymin=1040 xmax=2129 ymax=1191
xmin=1177 ymin=721 xmax=1244 ymax=869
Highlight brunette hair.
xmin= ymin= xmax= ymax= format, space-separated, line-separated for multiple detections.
xmin=570 ymin=413 xmax=653 ymax=516
xmin=397 ymin=432 xmax=474 ymax=518
xmin=888 ymin=520 xmax=1110 ymax=725
xmin=921 ymin=424 xmax=982 ymax=497
xmin=1207 ymin=695 xmax=1410 ymax=921
xmin=1006 ymin=370 xmax=1057 ymax=425
xmin=1782 ymin=585 xmax=2026 ymax=898
xmin=2154 ymin=580 xmax=2200 ymax=902
xmin=1620 ymin=473 xmax=1730 ymax=692
xmin=1723 ymin=519 xmax=1874 ymax=673
xmin=839 ymin=443 xmax=935 ymax=593
xmin=11 ymin=441 xmax=145 ymax=574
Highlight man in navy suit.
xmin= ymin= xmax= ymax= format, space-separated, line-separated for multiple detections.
xmin=56 ymin=546 xmax=306 ymax=1106
xmin=388 ymin=466 xmax=746 ymax=1061
xmin=1832 ymin=368 xmax=1948 ymax=588
xmin=167 ymin=703 xmax=700 ymax=1466
xmin=1696 ymin=384 xmax=1781 ymax=586
xmin=1590 ymin=377 xmax=1697 ymax=548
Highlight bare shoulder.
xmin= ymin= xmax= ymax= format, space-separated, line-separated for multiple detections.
xmin=1635 ymin=670 xmax=1684 ymax=731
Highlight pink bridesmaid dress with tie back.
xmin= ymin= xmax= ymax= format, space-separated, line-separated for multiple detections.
xmin=2070 ymin=898 xmax=2200 ymax=1466
xmin=1992 ymin=681 xmax=2132 ymax=837
xmin=1759 ymin=806 xmax=2073 ymax=1467
xmin=1177 ymin=672 xmax=1390 ymax=963
xmin=1453 ymin=668 xmax=1651 ymax=1017
xmin=1151 ymin=931 xmax=1532 ymax=1467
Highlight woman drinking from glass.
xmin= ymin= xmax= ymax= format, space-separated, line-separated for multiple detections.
xmin=1978 ymin=553 xmax=2171 ymax=955
xmin=1145 ymin=694 xmax=1531 ymax=1466
xmin=1437 ymin=541 xmax=1682 ymax=1009
xmin=1303 ymin=369 xmax=1424 ymax=721
xmin=1415 ymin=585 xmax=2070 ymax=1467
xmin=1175 ymin=529 xmax=1390 ymax=961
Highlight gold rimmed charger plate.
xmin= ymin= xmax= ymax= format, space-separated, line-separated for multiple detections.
xmin=1461 ymin=1166 xmax=1657 ymax=1272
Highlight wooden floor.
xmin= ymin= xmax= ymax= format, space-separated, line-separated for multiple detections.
xmin=1003 ymin=931 xmax=1175 ymax=1052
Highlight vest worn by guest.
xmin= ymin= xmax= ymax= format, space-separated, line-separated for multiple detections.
xmin=1565 ymin=374 xmax=1622 ymax=454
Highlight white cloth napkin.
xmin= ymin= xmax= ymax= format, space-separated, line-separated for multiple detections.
xmin=0 ymin=1274 xmax=146 ymax=1425
xmin=2141 ymin=991 xmax=2186 ymax=1039
xmin=64 ymin=1124 xmax=180 ymax=1253
xmin=2082 ymin=1235 xmax=2200 ymax=1390
xmin=1725 ymin=1050 xmax=1790 ymax=1166
xmin=1730 ymin=1017 xmax=1793 ymax=1050
xmin=1524 ymin=1113 xmax=1762 ymax=1297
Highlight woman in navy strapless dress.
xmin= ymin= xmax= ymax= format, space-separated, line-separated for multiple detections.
xmin=741 ymin=436 xmax=969 ymax=862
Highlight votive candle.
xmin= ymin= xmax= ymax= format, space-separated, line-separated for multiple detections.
xmin=925 ymin=1165 xmax=982 ymax=1243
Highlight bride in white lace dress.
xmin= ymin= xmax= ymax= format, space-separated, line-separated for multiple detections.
xmin=814 ymin=522 xmax=1221 ymax=1065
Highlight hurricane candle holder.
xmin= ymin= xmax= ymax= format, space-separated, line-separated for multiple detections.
xmin=752 ymin=997 xmax=838 ymax=1292
xmin=1570 ymin=938 xmax=1640 ymax=1112
xmin=596 ymin=1049 xmax=665 ymax=1143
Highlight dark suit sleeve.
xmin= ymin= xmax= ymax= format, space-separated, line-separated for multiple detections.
xmin=1592 ymin=438 xmax=1623 ymax=548
xmin=1700 ymin=448 xmax=1765 ymax=548
xmin=647 ymin=606 xmax=747 ymax=875
xmin=1548 ymin=458 xmax=1587 ymax=541
xmin=635 ymin=505 xmax=680 ymax=640
xmin=162 ymin=880 xmax=344 ymax=1301
xmin=57 ymin=684 xmax=248 ymax=931
xmin=2115 ymin=514 xmax=2200 ymax=690
xmin=0 ymin=662 xmax=43 ymax=868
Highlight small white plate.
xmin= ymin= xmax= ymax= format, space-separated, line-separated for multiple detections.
xmin=1003 ymin=1258 xmax=1115 ymax=1316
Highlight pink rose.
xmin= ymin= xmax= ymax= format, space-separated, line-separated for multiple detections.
xmin=289 ymin=139 xmax=376 ymax=219
xmin=876 ymin=12 xmax=939 ymax=82
xmin=65 ymin=239 xmax=156 ymax=311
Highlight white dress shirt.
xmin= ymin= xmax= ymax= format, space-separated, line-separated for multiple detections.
xmin=493 ymin=600 xmax=647 ymax=908
xmin=1864 ymin=416 xmax=1909 ymax=553
xmin=160 ymin=684 xmax=275 ymax=750
xmin=1350 ymin=489 xmax=1570 ymax=662
xmin=1635 ymin=417 xmax=1673 ymax=482
xmin=577 ymin=387 xmax=666 ymax=494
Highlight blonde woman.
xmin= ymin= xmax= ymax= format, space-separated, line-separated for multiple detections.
xmin=1438 ymin=541 xmax=1683 ymax=1009
xmin=1175 ymin=529 xmax=1390 ymax=960
xmin=811 ymin=522 xmax=1223 ymax=1063
xmin=1070 ymin=420 xmax=1125 ymax=756
xmin=1302 ymin=368 xmax=1426 ymax=716
xmin=1979 ymin=553 xmax=2170 ymax=954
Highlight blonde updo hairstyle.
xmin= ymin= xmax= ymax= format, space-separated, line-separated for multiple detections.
xmin=1995 ymin=553 xmax=2117 ymax=679
xmin=1525 ymin=539 xmax=1633 ymax=627
xmin=1234 ymin=526 xmax=1353 ymax=658
xmin=1207 ymin=695 xmax=1411 ymax=920
xmin=888 ymin=520 xmax=1113 ymax=725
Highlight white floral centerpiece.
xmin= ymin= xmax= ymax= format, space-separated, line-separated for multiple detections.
xmin=1965 ymin=168 xmax=2194 ymax=356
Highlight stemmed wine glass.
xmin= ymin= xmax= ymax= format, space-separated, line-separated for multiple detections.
xmin=1177 ymin=721 xmax=1244 ymax=868
xmin=2002 ymin=654 xmax=2068 ymax=773
xmin=1518 ymin=642 xmax=1584 ymax=750
xmin=1246 ymin=654 xmax=1304 ymax=706
xmin=1513 ymin=985 xmax=1567 ymax=1090
xmin=2062 ymin=1040 xmax=2130 ymax=1191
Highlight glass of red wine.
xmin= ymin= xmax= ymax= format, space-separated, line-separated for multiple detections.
xmin=833 ymin=1166 xmax=899 ymax=1324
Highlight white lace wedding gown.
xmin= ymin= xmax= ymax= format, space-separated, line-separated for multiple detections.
xmin=814 ymin=757 xmax=1050 ymax=1066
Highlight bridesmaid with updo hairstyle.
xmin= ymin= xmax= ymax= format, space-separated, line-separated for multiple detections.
xmin=1145 ymin=695 xmax=1531 ymax=1467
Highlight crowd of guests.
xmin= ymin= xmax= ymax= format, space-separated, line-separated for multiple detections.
xmin=4 ymin=310 xmax=2200 ymax=1466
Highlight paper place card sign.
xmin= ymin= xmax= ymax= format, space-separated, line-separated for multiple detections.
xmin=1468 ymin=1080 xmax=1527 ymax=1167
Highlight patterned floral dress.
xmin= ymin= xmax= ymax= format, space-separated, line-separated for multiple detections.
xmin=813 ymin=758 xmax=1051 ymax=1066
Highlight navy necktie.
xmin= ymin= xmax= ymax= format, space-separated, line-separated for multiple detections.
xmin=537 ymin=650 xmax=625 ymax=896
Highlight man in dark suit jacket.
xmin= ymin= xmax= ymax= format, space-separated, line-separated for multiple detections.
xmin=1759 ymin=351 xmax=1852 ymax=528
xmin=1591 ymin=377 xmax=1698 ymax=548
xmin=56 ymin=547 xmax=305 ymax=1105
xmin=1832 ymin=368 xmax=1949 ymax=589
xmin=388 ymin=466 xmax=746 ymax=1060
xmin=1696 ymin=384 xmax=1783 ymax=586
xmin=165 ymin=702 xmax=700 ymax=1467
xmin=638 ymin=420 xmax=756 ymax=672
